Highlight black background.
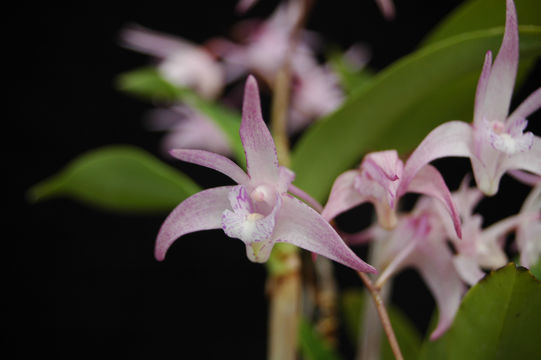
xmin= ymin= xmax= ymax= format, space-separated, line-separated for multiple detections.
xmin=10 ymin=0 xmax=539 ymax=359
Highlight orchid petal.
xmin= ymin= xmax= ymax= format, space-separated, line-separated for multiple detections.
xmin=321 ymin=170 xmax=366 ymax=221
xmin=240 ymin=75 xmax=280 ymax=183
xmin=119 ymin=25 xmax=189 ymax=58
xmin=273 ymin=195 xmax=376 ymax=273
xmin=508 ymin=169 xmax=541 ymax=186
xmin=288 ymin=183 xmax=323 ymax=212
xmin=482 ymin=0 xmax=519 ymax=123
xmin=402 ymin=121 xmax=473 ymax=190
xmin=406 ymin=165 xmax=462 ymax=238
xmin=155 ymin=186 xmax=234 ymax=261
xmin=170 ymin=149 xmax=249 ymax=185
xmin=453 ymin=254 xmax=485 ymax=286
xmin=410 ymin=242 xmax=465 ymax=340
xmin=508 ymin=87 xmax=541 ymax=123
xmin=375 ymin=0 xmax=395 ymax=20
xmin=504 ymin=136 xmax=541 ymax=176
xmin=473 ymin=51 xmax=493 ymax=125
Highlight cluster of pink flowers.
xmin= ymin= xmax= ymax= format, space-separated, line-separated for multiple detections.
xmin=125 ymin=0 xmax=540 ymax=340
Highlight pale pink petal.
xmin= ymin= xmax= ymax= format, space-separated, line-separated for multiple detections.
xmin=410 ymin=242 xmax=465 ymax=340
xmin=240 ymin=75 xmax=280 ymax=183
xmin=119 ymin=25 xmax=189 ymax=58
xmin=508 ymin=87 xmax=541 ymax=123
xmin=482 ymin=0 xmax=519 ymax=123
xmin=473 ymin=51 xmax=493 ymax=125
xmin=402 ymin=121 xmax=473 ymax=190
xmin=236 ymin=0 xmax=259 ymax=14
xmin=504 ymin=136 xmax=541 ymax=176
xmin=273 ymin=195 xmax=376 ymax=273
xmin=508 ymin=170 xmax=541 ymax=186
xmin=518 ymin=183 xmax=541 ymax=267
xmin=288 ymin=183 xmax=323 ymax=212
xmin=170 ymin=149 xmax=249 ymax=185
xmin=405 ymin=165 xmax=462 ymax=238
xmin=453 ymin=255 xmax=485 ymax=286
xmin=155 ymin=186 xmax=234 ymax=261
xmin=375 ymin=0 xmax=395 ymax=20
xmin=321 ymin=170 xmax=366 ymax=221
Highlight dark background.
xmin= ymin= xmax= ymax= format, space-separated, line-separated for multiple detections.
xmin=10 ymin=0 xmax=539 ymax=358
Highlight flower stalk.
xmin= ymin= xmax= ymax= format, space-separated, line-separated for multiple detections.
xmin=358 ymin=272 xmax=404 ymax=360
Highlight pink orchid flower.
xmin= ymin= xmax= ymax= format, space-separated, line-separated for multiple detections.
xmin=155 ymin=75 xmax=375 ymax=273
xmin=321 ymin=149 xmax=461 ymax=237
xmin=145 ymin=105 xmax=232 ymax=157
xmin=402 ymin=0 xmax=541 ymax=196
xmin=354 ymin=198 xmax=465 ymax=340
xmin=119 ymin=25 xmax=224 ymax=99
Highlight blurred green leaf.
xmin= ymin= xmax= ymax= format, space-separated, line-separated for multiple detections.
xmin=28 ymin=145 xmax=201 ymax=214
xmin=341 ymin=289 xmax=422 ymax=360
xmin=419 ymin=263 xmax=541 ymax=360
xmin=422 ymin=0 xmax=541 ymax=46
xmin=298 ymin=316 xmax=343 ymax=360
xmin=291 ymin=27 xmax=541 ymax=202
xmin=116 ymin=68 xmax=246 ymax=167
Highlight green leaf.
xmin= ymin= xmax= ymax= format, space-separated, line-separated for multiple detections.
xmin=422 ymin=0 xmax=541 ymax=46
xmin=328 ymin=50 xmax=375 ymax=95
xmin=116 ymin=68 xmax=246 ymax=167
xmin=298 ymin=316 xmax=343 ymax=360
xmin=341 ymin=289 xmax=422 ymax=360
xmin=291 ymin=27 xmax=541 ymax=202
xmin=28 ymin=145 xmax=201 ymax=214
xmin=419 ymin=263 xmax=541 ymax=360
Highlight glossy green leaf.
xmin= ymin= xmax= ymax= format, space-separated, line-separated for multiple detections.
xmin=116 ymin=68 xmax=246 ymax=167
xmin=422 ymin=0 xmax=541 ymax=46
xmin=341 ymin=289 xmax=422 ymax=360
xmin=298 ymin=316 xmax=343 ymax=360
xmin=419 ymin=263 xmax=541 ymax=360
xmin=28 ymin=145 xmax=201 ymax=213
xmin=291 ymin=27 xmax=541 ymax=202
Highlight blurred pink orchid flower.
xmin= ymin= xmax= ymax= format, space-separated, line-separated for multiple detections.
xmin=354 ymin=198 xmax=465 ymax=340
xmin=119 ymin=25 xmax=225 ymax=99
xmin=212 ymin=0 xmax=345 ymax=132
xmin=145 ymin=105 xmax=232 ymax=156
xmin=402 ymin=0 xmax=541 ymax=196
xmin=155 ymin=76 xmax=375 ymax=273
xmin=321 ymin=149 xmax=461 ymax=237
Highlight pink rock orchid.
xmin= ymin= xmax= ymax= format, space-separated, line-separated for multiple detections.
xmin=321 ymin=149 xmax=461 ymax=237
xmin=352 ymin=198 xmax=465 ymax=340
xmin=375 ymin=0 xmax=395 ymax=20
xmin=119 ymin=25 xmax=224 ymax=99
xmin=402 ymin=0 xmax=541 ymax=196
xmin=145 ymin=105 xmax=232 ymax=157
xmin=155 ymin=75 xmax=375 ymax=273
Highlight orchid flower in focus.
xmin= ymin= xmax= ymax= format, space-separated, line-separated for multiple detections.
xmin=155 ymin=75 xmax=375 ymax=273
xmin=119 ymin=25 xmax=224 ymax=99
xmin=145 ymin=105 xmax=232 ymax=157
xmin=402 ymin=0 xmax=541 ymax=196
xmin=321 ymin=149 xmax=461 ymax=237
